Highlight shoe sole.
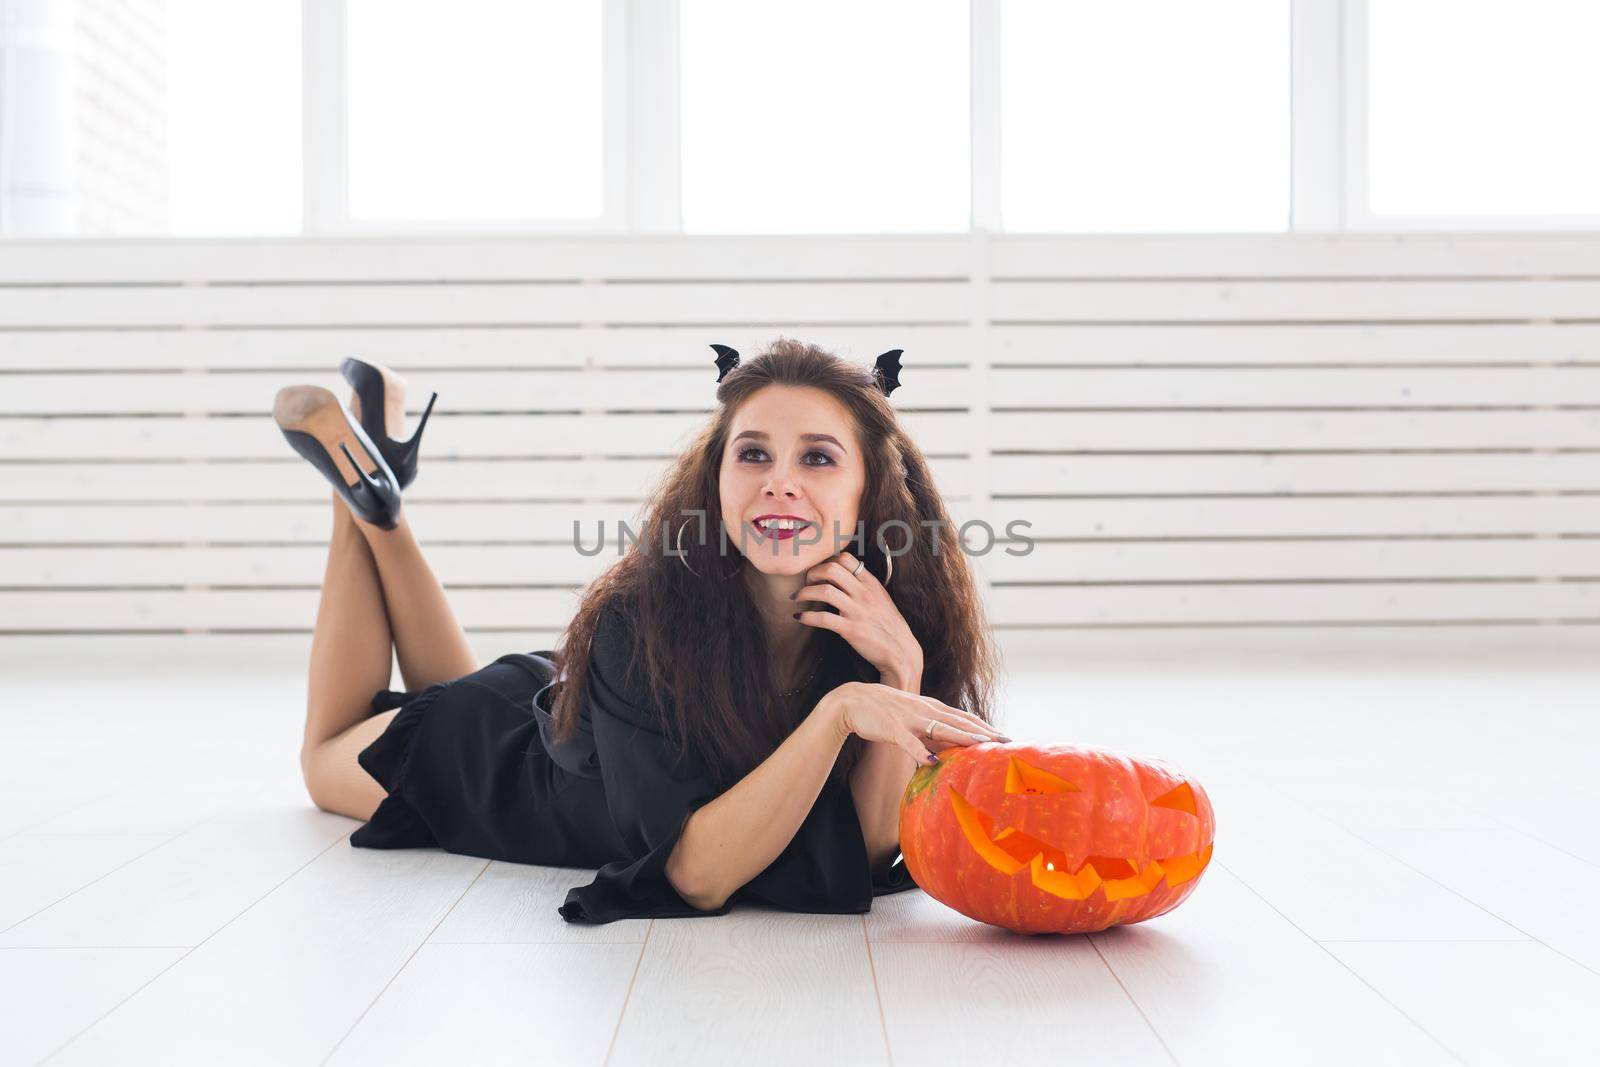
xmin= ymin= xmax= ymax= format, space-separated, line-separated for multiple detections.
xmin=346 ymin=359 xmax=410 ymax=439
xmin=273 ymin=385 xmax=381 ymax=489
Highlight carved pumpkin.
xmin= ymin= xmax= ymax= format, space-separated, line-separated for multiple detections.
xmin=899 ymin=743 xmax=1215 ymax=934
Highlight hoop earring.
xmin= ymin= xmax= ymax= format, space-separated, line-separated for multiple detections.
xmin=675 ymin=519 xmax=699 ymax=578
xmin=858 ymin=531 xmax=893 ymax=589
xmin=677 ymin=517 xmax=744 ymax=580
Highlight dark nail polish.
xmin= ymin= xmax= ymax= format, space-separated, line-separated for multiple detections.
xmin=792 ymin=612 xmax=800 ymax=619
xmin=788 ymin=591 xmax=796 ymax=600
xmin=925 ymin=753 xmax=939 ymax=764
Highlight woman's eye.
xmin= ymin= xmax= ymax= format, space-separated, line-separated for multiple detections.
xmin=736 ymin=447 xmax=833 ymax=466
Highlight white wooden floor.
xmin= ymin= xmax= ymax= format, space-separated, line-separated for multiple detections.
xmin=3 ymin=635 xmax=1598 ymax=1066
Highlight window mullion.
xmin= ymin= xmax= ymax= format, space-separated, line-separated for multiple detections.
xmin=301 ymin=0 xmax=349 ymax=235
xmin=1340 ymin=0 xmax=1372 ymax=230
xmin=970 ymin=0 xmax=1001 ymax=233
xmin=623 ymin=0 xmax=681 ymax=232
xmin=1290 ymin=0 xmax=1345 ymax=231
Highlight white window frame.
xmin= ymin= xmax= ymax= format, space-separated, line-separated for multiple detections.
xmin=1337 ymin=0 xmax=1600 ymax=232
xmin=296 ymin=0 xmax=1600 ymax=237
xmin=301 ymin=0 xmax=666 ymax=235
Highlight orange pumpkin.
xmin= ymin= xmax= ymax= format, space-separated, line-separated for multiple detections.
xmin=899 ymin=743 xmax=1215 ymax=934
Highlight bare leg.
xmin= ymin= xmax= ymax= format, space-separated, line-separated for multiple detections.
xmin=353 ymin=510 xmax=478 ymax=692
xmin=300 ymin=489 xmax=400 ymax=820
xmin=343 ymin=379 xmax=477 ymax=693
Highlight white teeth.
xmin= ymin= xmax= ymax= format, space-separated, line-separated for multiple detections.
xmin=758 ymin=518 xmax=806 ymax=531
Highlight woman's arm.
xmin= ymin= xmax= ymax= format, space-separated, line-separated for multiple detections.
xmin=663 ymin=690 xmax=852 ymax=911
xmin=848 ymin=666 xmax=924 ymax=875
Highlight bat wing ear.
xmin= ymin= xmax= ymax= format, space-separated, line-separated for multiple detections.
xmin=872 ymin=349 xmax=904 ymax=396
xmin=711 ymin=344 xmax=741 ymax=383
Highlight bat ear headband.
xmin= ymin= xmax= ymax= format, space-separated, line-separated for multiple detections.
xmin=710 ymin=344 xmax=904 ymax=397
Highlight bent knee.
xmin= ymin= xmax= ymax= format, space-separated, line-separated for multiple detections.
xmin=300 ymin=740 xmax=383 ymax=820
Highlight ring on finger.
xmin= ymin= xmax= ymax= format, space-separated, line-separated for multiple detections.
xmin=926 ymin=719 xmax=938 ymax=740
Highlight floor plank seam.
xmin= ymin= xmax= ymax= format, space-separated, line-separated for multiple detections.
xmin=861 ymin=915 xmax=894 ymax=1067
xmin=1336 ymin=821 xmax=1600 ymax=981
xmin=0 ymin=833 xmax=181 ymax=937
xmin=1217 ymin=860 xmax=1471 ymax=1066
xmin=37 ymin=829 xmax=356 ymax=1065
xmin=1085 ymin=933 xmax=1182 ymax=1067
xmin=603 ymin=920 xmax=656 ymax=1067
xmin=317 ymin=857 xmax=492 ymax=1066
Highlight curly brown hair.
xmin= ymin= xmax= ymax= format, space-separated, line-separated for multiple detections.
xmin=546 ymin=337 xmax=1000 ymax=791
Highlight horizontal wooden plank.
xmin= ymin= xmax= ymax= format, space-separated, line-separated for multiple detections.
xmin=5 ymin=538 xmax=1594 ymax=588
xmin=0 ymin=235 xmax=976 ymax=284
xmin=990 ymin=366 xmax=1597 ymax=408
xmin=0 ymin=451 xmax=1584 ymax=505
xmin=17 ymin=452 xmax=1592 ymax=506
xmin=990 ymin=410 xmax=1600 ymax=451
xmin=991 ymin=452 xmax=1600 ymax=494
xmin=9 ymin=322 xmax=1600 ymax=372
xmin=4 ymin=409 xmax=1589 ymax=462
xmin=0 ymin=281 xmax=971 ymax=328
xmin=0 ymin=496 xmax=1583 ymax=545
xmin=0 ymin=544 xmax=611 ymax=586
xmin=0 ymin=324 xmax=974 ymax=371
xmin=986 ymin=581 xmax=1600 ymax=626
xmin=988 ymin=234 xmax=1600 ymax=279
xmin=0 ymin=366 xmax=977 ymax=416
xmin=3 ymin=581 xmax=1595 ymax=631
xmin=998 ymin=496 xmax=1600 ymax=537
xmin=0 ymin=456 xmax=974 ymax=503
xmin=0 ymin=410 xmax=974 ymax=460
xmin=0 ymin=498 xmax=984 ymax=544
xmin=7 ymin=278 xmax=1597 ymax=330
xmin=3 ymin=234 xmax=1596 ymax=286
xmin=4 ymin=365 xmax=1591 ymax=416
xmin=983 ymin=540 xmax=1598 ymax=582
xmin=0 ymin=588 xmax=578 ymax=630
xmin=992 ymin=323 xmax=1600 ymax=365
xmin=991 ymin=279 xmax=1600 ymax=323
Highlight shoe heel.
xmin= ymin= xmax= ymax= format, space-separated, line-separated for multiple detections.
xmin=393 ymin=391 xmax=438 ymax=475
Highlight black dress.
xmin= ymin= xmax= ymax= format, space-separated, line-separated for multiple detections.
xmin=348 ymin=599 xmax=920 ymax=923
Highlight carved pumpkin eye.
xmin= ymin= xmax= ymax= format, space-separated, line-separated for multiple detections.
xmin=1003 ymin=757 xmax=1079 ymax=795
xmin=1150 ymin=781 xmax=1198 ymax=815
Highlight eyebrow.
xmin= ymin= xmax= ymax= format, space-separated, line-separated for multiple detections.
xmin=731 ymin=430 xmax=848 ymax=452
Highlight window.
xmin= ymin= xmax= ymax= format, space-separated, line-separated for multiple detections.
xmin=1000 ymin=0 xmax=1291 ymax=232
xmin=0 ymin=0 xmax=301 ymax=237
xmin=345 ymin=0 xmax=604 ymax=222
xmin=1366 ymin=0 xmax=1600 ymax=217
xmin=678 ymin=0 xmax=970 ymax=234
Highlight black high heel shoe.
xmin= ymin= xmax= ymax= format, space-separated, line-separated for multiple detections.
xmin=339 ymin=357 xmax=437 ymax=490
xmin=273 ymin=384 xmax=403 ymax=530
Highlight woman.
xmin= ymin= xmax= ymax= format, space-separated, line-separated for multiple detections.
xmin=272 ymin=338 xmax=1009 ymax=924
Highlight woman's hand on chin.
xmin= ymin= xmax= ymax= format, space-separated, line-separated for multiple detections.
xmin=790 ymin=550 xmax=923 ymax=689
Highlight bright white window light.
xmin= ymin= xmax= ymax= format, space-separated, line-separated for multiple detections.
xmin=166 ymin=0 xmax=301 ymax=235
xmin=1000 ymin=0 xmax=1290 ymax=233
xmin=346 ymin=0 xmax=603 ymax=221
xmin=679 ymin=0 xmax=970 ymax=234
xmin=1368 ymin=0 xmax=1600 ymax=216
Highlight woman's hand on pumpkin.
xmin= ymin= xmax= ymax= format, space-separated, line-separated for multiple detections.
xmin=792 ymin=549 xmax=923 ymax=687
xmin=824 ymin=682 xmax=1011 ymax=765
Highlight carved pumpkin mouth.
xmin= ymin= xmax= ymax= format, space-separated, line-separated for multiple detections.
xmin=945 ymin=761 xmax=1214 ymax=902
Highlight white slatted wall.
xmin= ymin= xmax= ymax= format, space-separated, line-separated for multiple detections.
xmin=2 ymin=234 xmax=1597 ymax=661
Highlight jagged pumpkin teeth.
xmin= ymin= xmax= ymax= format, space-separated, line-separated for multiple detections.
xmin=899 ymin=749 xmax=1216 ymax=935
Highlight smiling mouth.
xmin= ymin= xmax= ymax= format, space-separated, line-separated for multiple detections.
xmin=752 ymin=519 xmax=814 ymax=540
